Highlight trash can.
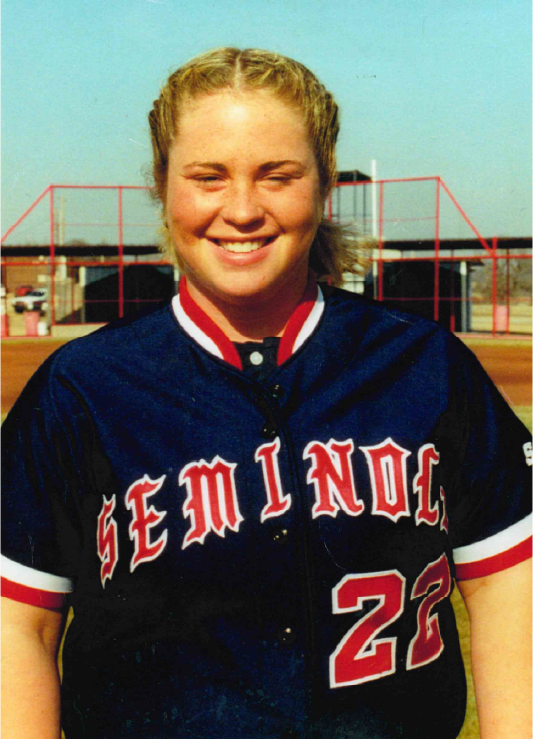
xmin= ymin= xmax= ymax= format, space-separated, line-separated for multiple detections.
xmin=25 ymin=310 xmax=40 ymax=337
xmin=1 ymin=304 xmax=8 ymax=337
xmin=494 ymin=305 xmax=509 ymax=332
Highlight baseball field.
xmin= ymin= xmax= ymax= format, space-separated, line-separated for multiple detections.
xmin=1 ymin=335 xmax=531 ymax=739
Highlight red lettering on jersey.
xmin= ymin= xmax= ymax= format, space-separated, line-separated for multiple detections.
xmin=413 ymin=444 xmax=440 ymax=526
xmin=439 ymin=487 xmax=449 ymax=533
xmin=97 ymin=495 xmax=118 ymax=587
xmin=361 ymin=438 xmax=411 ymax=522
xmin=179 ymin=456 xmax=243 ymax=548
xmin=125 ymin=475 xmax=168 ymax=572
xmin=255 ymin=438 xmax=292 ymax=522
xmin=406 ymin=553 xmax=451 ymax=670
xmin=330 ymin=570 xmax=406 ymax=687
xmin=304 ymin=439 xmax=364 ymax=518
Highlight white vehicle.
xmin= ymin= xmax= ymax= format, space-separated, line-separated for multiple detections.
xmin=11 ymin=288 xmax=48 ymax=314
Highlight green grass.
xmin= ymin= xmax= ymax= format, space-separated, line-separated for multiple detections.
xmin=461 ymin=337 xmax=532 ymax=349
xmin=513 ymin=406 xmax=532 ymax=431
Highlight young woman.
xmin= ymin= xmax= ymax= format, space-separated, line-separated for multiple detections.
xmin=2 ymin=48 xmax=531 ymax=739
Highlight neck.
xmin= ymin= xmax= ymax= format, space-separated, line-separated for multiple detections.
xmin=184 ymin=273 xmax=310 ymax=342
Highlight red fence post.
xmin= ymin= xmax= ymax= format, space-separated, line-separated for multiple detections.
xmin=1 ymin=286 xmax=9 ymax=337
xmin=49 ymin=186 xmax=56 ymax=328
xmin=506 ymin=248 xmax=510 ymax=334
xmin=449 ymin=248 xmax=455 ymax=332
xmin=492 ymin=236 xmax=498 ymax=336
xmin=434 ymin=178 xmax=440 ymax=322
xmin=71 ymin=264 xmax=75 ymax=324
xmin=118 ymin=187 xmax=124 ymax=319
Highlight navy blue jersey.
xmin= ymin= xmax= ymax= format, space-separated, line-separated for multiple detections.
xmin=2 ymin=279 xmax=531 ymax=739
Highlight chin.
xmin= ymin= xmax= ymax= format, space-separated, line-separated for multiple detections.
xmin=211 ymin=279 xmax=275 ymax=305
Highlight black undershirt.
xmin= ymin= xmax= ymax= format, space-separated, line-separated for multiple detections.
xmin=233 ymin=337 xmax=281 ymax=384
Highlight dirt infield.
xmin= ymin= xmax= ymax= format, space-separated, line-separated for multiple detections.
xmin=462 ymin=339 xmax=531 ymax=408
xmin=2 ymin=339 xmax=68 ymax=414
xmin=2 ymin=335 xmax=531 ymax=415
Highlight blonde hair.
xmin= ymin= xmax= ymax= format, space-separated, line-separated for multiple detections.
xmin=148 ymin=47 xmax=368 ymax=284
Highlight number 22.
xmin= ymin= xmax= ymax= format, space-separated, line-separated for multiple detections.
xmin=330 ymin=553 xmax=451 ymax=687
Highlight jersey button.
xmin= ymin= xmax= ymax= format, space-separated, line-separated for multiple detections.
xmin=278 ymin=626 xmax=296 ymax=645
xmin=261 ymin=425 xmax=277 ymax=439
xmin=271 ymin=528 xmax=289 ymax=544
xmin=270 ymin=384 xmax=284 ymax=400
xmin=249 ymin=351 xmax=264 ymax=366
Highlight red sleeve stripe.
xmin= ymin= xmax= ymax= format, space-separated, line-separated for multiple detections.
xmin=455 ymin=536 xmax=532 ymax=580
xmin=1 ymin=577 xmax=66 ymax=609
xmin=453 ymin=513 xmax=531 ymax=563
xmin=1 ymin=554 xmax=73 ymax=591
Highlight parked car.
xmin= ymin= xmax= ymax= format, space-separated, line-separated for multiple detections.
xmin=14 ymin=284 xmax=34 ymax=297
xmin=11 ymin=288 xmax=48 ymax=314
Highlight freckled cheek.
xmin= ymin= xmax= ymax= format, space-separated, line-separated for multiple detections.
xmin=283 ymin=184 xmax=323 ymax=227
xmin=283 ymin=202 xmax=323 ymax=234
xmin=167 ymin=194 xmax=216 ymax=241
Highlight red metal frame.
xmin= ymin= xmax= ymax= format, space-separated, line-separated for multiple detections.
xmin=492 ymin=237 xmax=498 ymax=338
xmin=3 ymin=180 xmax=531 ymax=337
xmin=1 ymin=186 xmax=51 ymax=244
xmin=506 ymin=249 xmax=511 ymax=333
xmin=118 ymin=187 xmax=124 ymax=318
xmin=49 ymin=187 xmax=56 ymax=325
xmin=327 ymin=176 xmax=531 ymax=336
xmin=434 ymin=178 xmax=440 ymax=322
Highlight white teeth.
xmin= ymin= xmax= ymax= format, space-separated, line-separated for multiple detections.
xmin=216 ymin=239 xmax=268 ymax=253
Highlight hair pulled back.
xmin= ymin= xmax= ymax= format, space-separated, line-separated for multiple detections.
xmin=148 ymin=47 xmax=367 ymax=284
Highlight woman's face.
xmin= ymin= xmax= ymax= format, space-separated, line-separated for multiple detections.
xmin=165 ymin=90 xmax=325 ymax=306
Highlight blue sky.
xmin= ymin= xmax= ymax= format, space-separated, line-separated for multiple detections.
xmin=2 ymin=0 xmax=531 ymax=243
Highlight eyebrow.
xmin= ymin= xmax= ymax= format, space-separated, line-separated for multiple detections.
xmin=258 ymin=160 xmax=305 ymax=172
xmin=183 ymin=162 xmax=227 ymax=173
xmin=183 ymin=160 xmax=305 ymax=173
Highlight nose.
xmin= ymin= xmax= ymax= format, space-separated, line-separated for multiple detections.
xmin=220 ymin=182 xmax=265 ymax=227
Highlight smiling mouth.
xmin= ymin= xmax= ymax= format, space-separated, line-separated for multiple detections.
xmin=212 ymin=237 xmax=275 ymax=253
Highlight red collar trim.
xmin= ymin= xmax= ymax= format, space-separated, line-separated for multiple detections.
xmin=173 ymin=276 xmax=322 ymax=370
xmin=177 ymin=277 xmax=243 ymax=369
xmin=276 ymin=278 xmax=319 ymax=365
